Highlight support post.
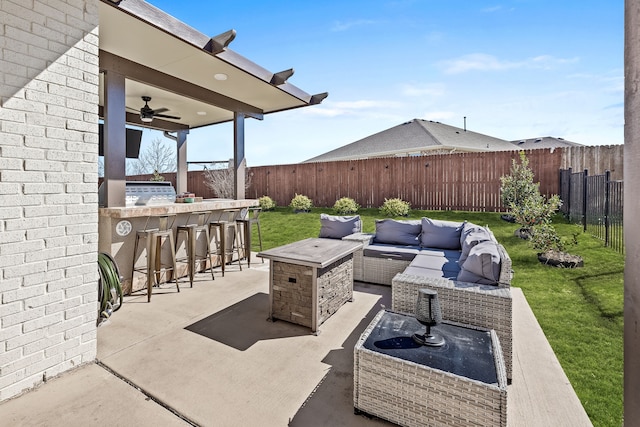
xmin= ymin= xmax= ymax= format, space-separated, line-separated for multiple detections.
xmin=582 ymin=169 xmax=588 ymax=232
xmin=625 ymin=0 xmax=640 ymax=421
xmin=567 ymin=167 xmax=572 ymax=220
xmin=233 ymin=112 xmax=246 ymax=199
xmin=176 ymin=130 xmax=189 ymax=195
xmin=604 ymin=170 xmax=611 ymax=247
xmin=103 ymin=70 xmax=126 ymax=207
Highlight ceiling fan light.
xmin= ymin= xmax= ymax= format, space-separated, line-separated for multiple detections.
xmin=140 ymin=115 xmax=153 ymax=123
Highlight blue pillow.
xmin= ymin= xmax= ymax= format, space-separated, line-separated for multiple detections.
xmin=319 ymin=214 xmax=361 ymax=239
xmin=373 ymin=219 xmax=421 ymax=246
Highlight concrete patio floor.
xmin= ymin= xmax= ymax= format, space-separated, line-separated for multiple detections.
xmin=0 ymin=258 xmax=592 ymax=426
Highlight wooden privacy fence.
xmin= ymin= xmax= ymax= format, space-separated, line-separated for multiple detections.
xmin=246 ymin=149 xmax=562 ymax=211
xmin=559 ymin=168 xmax=624 ymax=253
xmin=119 ymin=145 xmax=622 ymax=214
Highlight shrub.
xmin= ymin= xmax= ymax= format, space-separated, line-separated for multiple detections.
xmin=289 ymin=193 xmax=313 ymax=211
xmin=380 ymin=198 xmax=410 ymax=217
xmin=259 ymin=196 xmax=276 ymax=211
xmin=333 ymin=197 xmax=360 ymax=215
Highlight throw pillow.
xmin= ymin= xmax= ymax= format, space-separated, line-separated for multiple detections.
xmin=457 ymin=240 xmax=501 ymax=285
xmin=459 ymin=225 xmax=493 ymax=265
xmin=373 ymin=219 xmax=422 ymax=246
xmin=420 ymin=218 xmax=465 ymax=250
xmin=318 ymin=214 xmax=362 ymax=239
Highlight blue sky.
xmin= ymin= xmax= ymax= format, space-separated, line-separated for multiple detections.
xmin=142 ymin=0 xmax=623 ymax=167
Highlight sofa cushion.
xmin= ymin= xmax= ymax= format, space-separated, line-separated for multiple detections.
xmin=459 ymin=225 xmax=494 ymax=264
xmin=410 ymin=252 xmax=461 ymax=274
xmin=420 ymin=218 xmax=465 ymax=250
xmin=457 ymin=240 xmax=501 ymax=285
xmin=403 ymin=265 xmax=459 ymax=280
xmin=363 ymin=244 xmax=420 ymax=262
xmin=318 ymin=214 xmax=361 ymax=239
xmin=373 ymin=219 xmax=421 ymax=246
xmin=416 ymin=247 xmax=463 ymax=259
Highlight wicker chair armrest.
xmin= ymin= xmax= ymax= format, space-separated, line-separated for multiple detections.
xmin=342 ymin=232 xmax=374 ymax=247
xmin=392 ymin=273 xmax=512 ymax=300
xmin=496 ymin=243 xmax=513 ymax=288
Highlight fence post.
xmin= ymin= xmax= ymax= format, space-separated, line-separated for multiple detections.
xmin=582 ymin=169 xmax=588 ymax=232
xmin=605 ymin=170 xmax=611 ymax=247
xmin=567 ymin=167 xmax=572 ymax=218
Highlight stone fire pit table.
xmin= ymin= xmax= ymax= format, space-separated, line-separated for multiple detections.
xmin=258 ymin=238 xmax=362 ymax=333
xmin=354 ymin=309 xmax=508 ymax=427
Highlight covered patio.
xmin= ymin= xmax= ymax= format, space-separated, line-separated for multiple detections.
xmin=0 ymin=259 xmax=592 ymax=426
xmin=99 ymin=0 xmax=327 ymax=206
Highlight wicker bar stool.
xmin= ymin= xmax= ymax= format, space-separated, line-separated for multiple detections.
xmin=131 ymin=214 xmax=179 ymax=302
xmin=236 ymin=207 xmax=263 ymax=267
xmin=208 ymin=209 xmax=243 ymax=276
xmin=175 ymin=211 xmax=215 ymax=287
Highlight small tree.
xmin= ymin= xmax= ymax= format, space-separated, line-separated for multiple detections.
xmin=500 ymin=151 xmax=570 ymax=256
xmin=500 ymin=151 xmax=562 ymax=229
xmin=127 ymin=137 xmax=177 ymax=176
xmin=202 ymin=160 xmax=252 ymax=198
xmin=500 ymin=151 xmax=539 ymax=209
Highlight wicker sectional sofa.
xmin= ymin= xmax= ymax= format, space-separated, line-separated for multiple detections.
xmin=342 ymin=217 xmax=514 ymax=379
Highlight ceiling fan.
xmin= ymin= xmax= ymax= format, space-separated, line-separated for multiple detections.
xmin=135 ymin=96 xmax=181 ymax=123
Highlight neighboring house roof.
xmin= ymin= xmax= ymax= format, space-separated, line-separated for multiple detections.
xmin=510 ymin=136 xmax=582 ymax=150
xmin=304 ymin=119 xmax=517 ymax=163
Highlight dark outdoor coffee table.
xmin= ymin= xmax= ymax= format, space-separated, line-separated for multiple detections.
xmin=257 ymin=238 xmax=362 ymax=333
xmin=354 ymin=310 xmax=508 ymax=427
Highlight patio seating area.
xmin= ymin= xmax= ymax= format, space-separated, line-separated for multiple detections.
xmin=0 ymin=257 xmax=591 ymax=426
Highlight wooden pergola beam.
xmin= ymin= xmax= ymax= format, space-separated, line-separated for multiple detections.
xmin=99 ymin=50 xmax=264 ymax=118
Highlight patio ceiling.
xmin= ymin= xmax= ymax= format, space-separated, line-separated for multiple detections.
xmin=98 ymin=0 xmax=327 ymax=131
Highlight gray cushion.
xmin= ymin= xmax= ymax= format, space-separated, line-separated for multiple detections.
xmin=404 ymin=265 xmax=459 ymax=280
xmin=363 ymin=244 xmax=420 ymax=261
xmin=416 ymin=247 xmax=463 ymax=259
xmin=410 ymin=252 xmax=461 ymax=273
xmin=318 ymin=214 xmax=361 ymax=239
xmin=373 ymin=219 xmax=421 ymax=246
xmin=459 ymin=225 xmax=493 ymax=264
xmin=457 ymin=240 xmax=501 ymax=285
xmin=420 ymin=218 xmax=465 ymax=250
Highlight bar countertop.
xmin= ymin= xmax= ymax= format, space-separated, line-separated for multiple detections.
xmin=98 ymin=199 xmax=259 ymax=218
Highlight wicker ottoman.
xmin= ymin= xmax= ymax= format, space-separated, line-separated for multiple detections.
xmin=392 ymin=273 xmax=513 ymax=381
xmin=354 ymin=310 xmax=507 ymax=427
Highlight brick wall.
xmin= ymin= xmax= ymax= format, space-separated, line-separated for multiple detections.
xmin=0 ymin=0 xmax=100 ymax=401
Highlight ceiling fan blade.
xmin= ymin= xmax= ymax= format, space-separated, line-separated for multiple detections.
xmin=151 ymin=107 xmax=169 ymax=114
xmin=154 ymin=113 xmax=181 ymax=120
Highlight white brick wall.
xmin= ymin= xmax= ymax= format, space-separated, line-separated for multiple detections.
xmin=0 ymin=0 xmax=99 ymax=401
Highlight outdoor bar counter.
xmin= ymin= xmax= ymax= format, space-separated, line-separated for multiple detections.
xmin=99 ymin=198 xmax=259 ymax=294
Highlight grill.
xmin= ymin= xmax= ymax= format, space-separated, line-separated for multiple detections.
xmin=99 ymin=181 xmax=177 ymax=207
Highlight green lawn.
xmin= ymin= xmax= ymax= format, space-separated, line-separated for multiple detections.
xmin=252 ymin=207 xmax=624 ymax=427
